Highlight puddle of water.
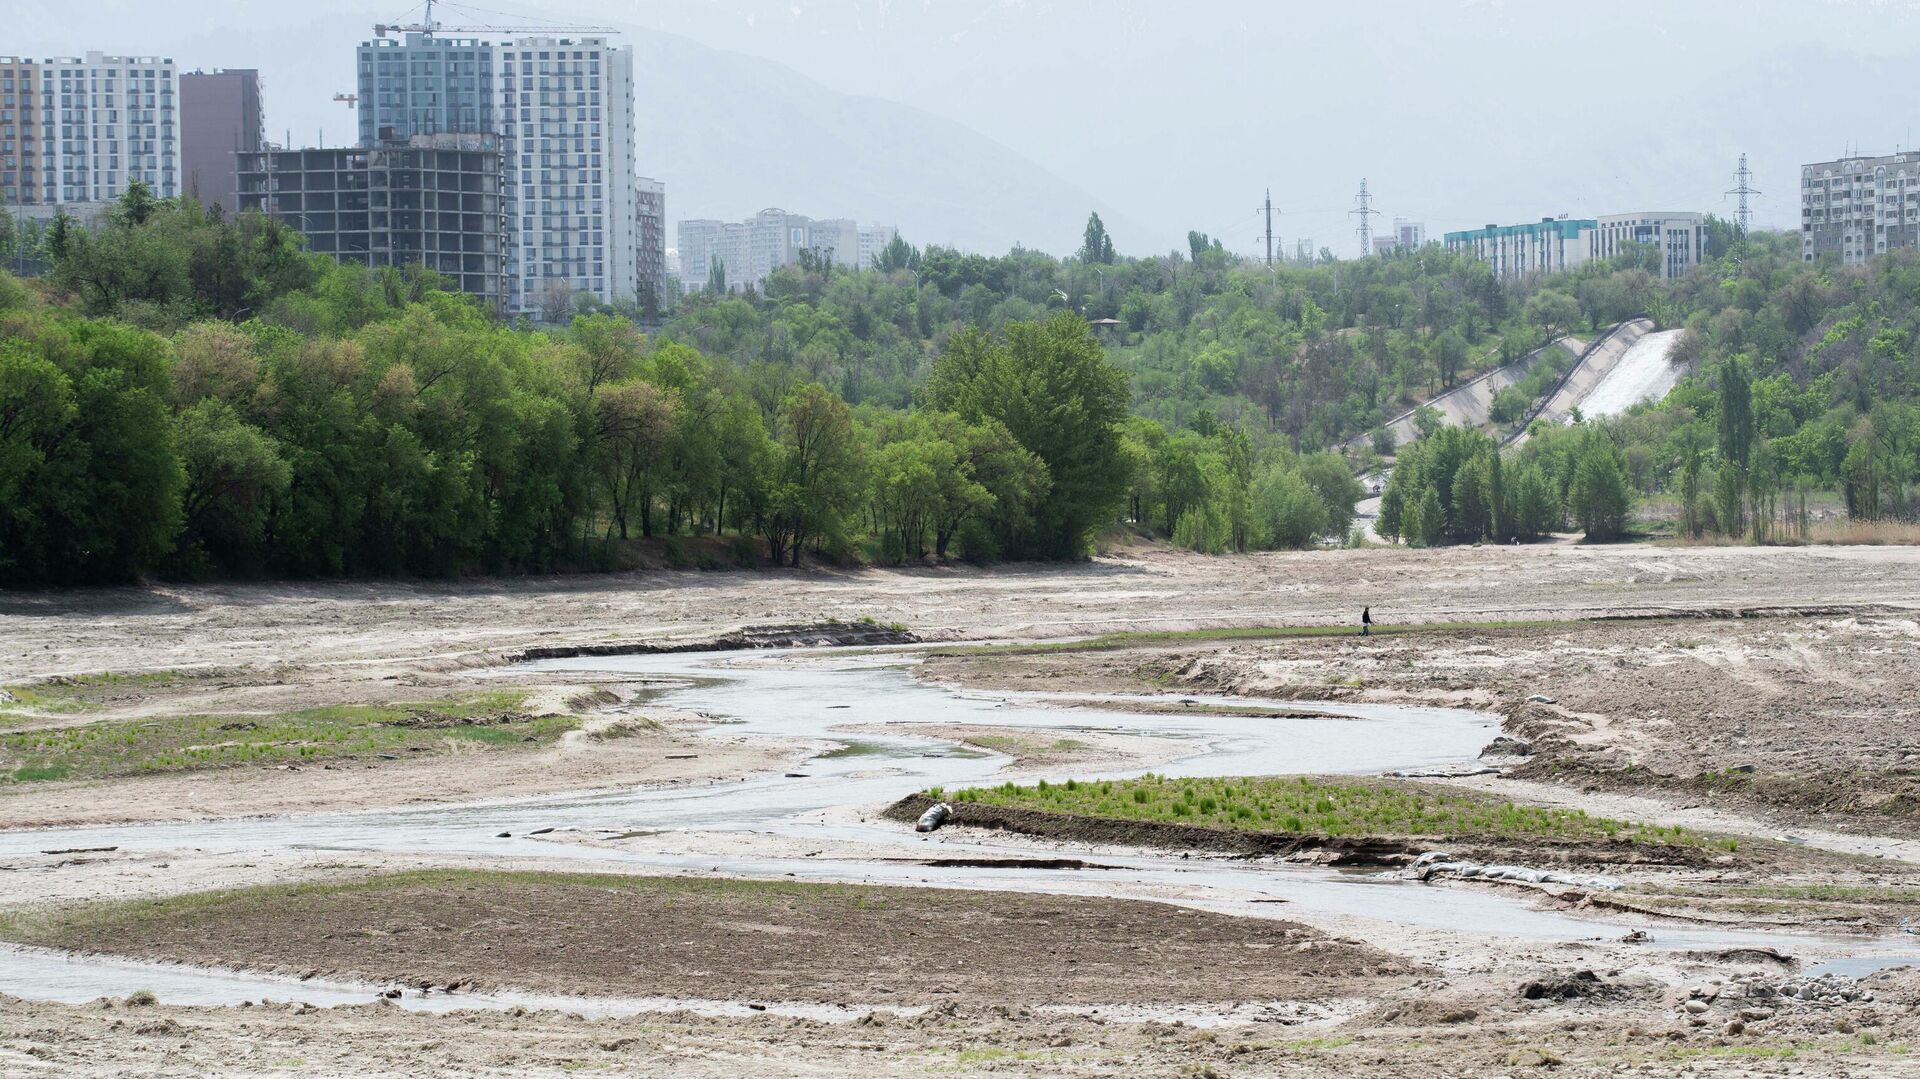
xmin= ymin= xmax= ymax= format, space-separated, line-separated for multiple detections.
xmin=1805 ymin=954 xmax=1918 ymax=978
xmin=0 ymin=943 xmax=924 ymax=1021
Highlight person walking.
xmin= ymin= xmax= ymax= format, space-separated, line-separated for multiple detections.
xmin=1360 ymin=606 xmax=1372 ymax=637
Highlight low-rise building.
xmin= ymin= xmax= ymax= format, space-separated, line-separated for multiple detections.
xmin=1586 ymin=212 xmax=1708 ymax=279
xmin=237 ymin=133 xmax=507 ymax=314
xmin=1448 ymin=211 xmax=1707 ymax=279
xmin=1444 ymin=217 xmax=1596 ymax=278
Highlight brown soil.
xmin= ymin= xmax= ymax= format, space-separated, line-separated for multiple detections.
xmin=5 ymin=968 xmax=1920 ymax=1078
xmin=927 ymin=611 xmax=1920 ymax=831
xmin=0 ymin=870 xmax=1416 ymax=1007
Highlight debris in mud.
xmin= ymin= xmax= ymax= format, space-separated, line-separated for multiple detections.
xmin=511 ymin=622 xmax=920 ymax=663
xmin=1385 ymin=765 xmax=1499 ymax=778
xmin=40 ymin=846 xmax=118 ymax=855
xmin=917 ymin=857 xmax=1120 ymax=871
xmin=914 ymin=802 xmax=952 ymax=832
xmin=1480 ymin=736 xmax=1534 ymax=758
xmin=383 ymin=709 xmax=534 ymax=730
xmin=1517 ymin=969 xmax=1637 ymax=1002
xmin=1684 ymin=947 xmax=1795 ymax=967
xmin=1525 ymin=694 xmax=1558 ymax=704
xmin=1406 ymin=851 xmax=1622 ymax=890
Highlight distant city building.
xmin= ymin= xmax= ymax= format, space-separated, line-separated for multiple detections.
xmin=1393 ymin=218 xmax=1425 ymax=249
xmin=677 ymin=209 xmax=900 ymax=293
xmin=356 ymin=31 xmax=642 ymax=318
xmin=1444 ymin=217 xmax=1596 ymax=278
xmin=180 ymin=68 xmax=263 ymax=212
xmin=1800 ymin=151 xmax=1920 ymax=265
xmin=1447 ymin=212 xmax=1705 ymax=280
xmin=0 ymin=51 xmax=180 ymax=209
xmin=1586 ymin=212 xmax=1708 ymax=279
xmin=1372 ymin=235 xmax=1398 ymax=256
xmin=237 ymin=133 xmax=508 ymax=314
xmin=860 ymin=223 xmax=900 ymax=268
xmin=635 ymin=176 xmax=665 ymax=307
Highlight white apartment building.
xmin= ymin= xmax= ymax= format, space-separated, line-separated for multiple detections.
xmin=858 ymin=223 xmax=900 ymax=269
xmin=1586 ymin=212 xmax=1708 ymax=279
xmin=677 ymin=210 xmax=899 ymax=293
xmin=356 ymin=32 xmax=641 ymax=317
xmin=496 ymin=37 xmax=637 ymax=315
xmin=1 ymin=51 xmax=180 ymax=207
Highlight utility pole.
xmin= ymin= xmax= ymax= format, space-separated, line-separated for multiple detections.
xmin=1350 ymin=177 xmax=1380 ymax=258
xmin=1725 ymin=153 xmax=1760 ymax=234
xmin=1260 ymin=188 xmax=1277 ymax=267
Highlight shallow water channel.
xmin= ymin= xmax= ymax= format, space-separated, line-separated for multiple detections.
xmin=1 ymin=646 xmax=1913 ymax=1010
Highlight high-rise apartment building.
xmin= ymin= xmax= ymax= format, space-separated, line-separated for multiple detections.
xmin=0 ymin=51 xmax=179 ymax=212
xmin=635 ymin=176 xmax=665 ymax=307
xmin=677 ymin=210 xmax=900 ymax=293
xmin=1800 ymin=151 xmax=1920 ymax=265
xmin=180 ymin=68 xmax=262 ymax=212
xmin=355 ymin=31 xmax=640 ymax=318
xmin=237 ymin=133 xmax=507 ymax=314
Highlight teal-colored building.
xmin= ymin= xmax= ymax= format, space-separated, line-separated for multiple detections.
xmin=1443 ymin=217 xmax=1596 ymax=278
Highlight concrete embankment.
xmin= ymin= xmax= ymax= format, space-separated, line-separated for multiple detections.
xmin=1506 ymin=318 xmax=1653 ymax=446
xmin=1347 ymin=335 xmax=1586 ymax=454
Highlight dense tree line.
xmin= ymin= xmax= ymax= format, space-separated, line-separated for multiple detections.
xmin=1379 ymin=228 xmax=1920 ymax=543
xmin=1 ymin=190 xmax=1183 ymax=585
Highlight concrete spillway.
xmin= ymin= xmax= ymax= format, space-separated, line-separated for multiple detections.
xmin=1579 ymin=328 xmax=1686 ymax=419
xmin=1350 ymin=335 xmax=1585 ymax=455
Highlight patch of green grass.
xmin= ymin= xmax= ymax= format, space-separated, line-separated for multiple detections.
xmin=0 ymin=691 xmax=570 ymax=784
xmin=954 ymin=1047 xmax=1040 ymax=1064
xmin=2 ymin=670 xmax=202 ymax=715
xmin=929 ymin=619 xmax=1586 ymax=658
xmin=961 ymin=734 xmax=1090 ymax=755
xmin=942 ymin=774 xmax=1720 ymax=847
xmin=818 ymin=741 xmax=889 ymax=759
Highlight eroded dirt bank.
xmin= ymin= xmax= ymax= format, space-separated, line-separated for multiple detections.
xmin=924 ymin=610 xmax=1920 ymax=832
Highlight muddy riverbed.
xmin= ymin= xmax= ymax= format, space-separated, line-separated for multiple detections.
xmin=4 ymin=545 xmax=1920 ymax=1076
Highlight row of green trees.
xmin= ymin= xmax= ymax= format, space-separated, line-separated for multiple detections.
xmin=2 ymin=189 xmax=1173 ymax=584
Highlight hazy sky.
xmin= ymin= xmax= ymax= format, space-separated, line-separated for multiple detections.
xmin=12 ymin=0 xmax=1920 ymax=256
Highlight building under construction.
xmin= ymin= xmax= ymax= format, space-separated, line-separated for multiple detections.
xmin=236 ymin=133 xmax=507 ymax=314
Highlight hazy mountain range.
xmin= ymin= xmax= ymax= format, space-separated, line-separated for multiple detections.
xmin=624 ymin=29 xmax=1149 ymax=257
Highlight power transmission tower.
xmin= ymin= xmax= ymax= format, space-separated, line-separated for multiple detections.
xmin=1351 ymin=178 xmax=1380 ymax=257
xmin=1725 ymin=153 xmax=1760 ymax=234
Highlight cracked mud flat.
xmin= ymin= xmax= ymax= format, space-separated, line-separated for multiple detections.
xmin=5 ymin=545 xmax=1920 ymax=1076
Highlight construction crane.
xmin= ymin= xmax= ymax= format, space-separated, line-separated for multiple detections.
xmin=373 ymin=0 xmax=612 ymax=38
